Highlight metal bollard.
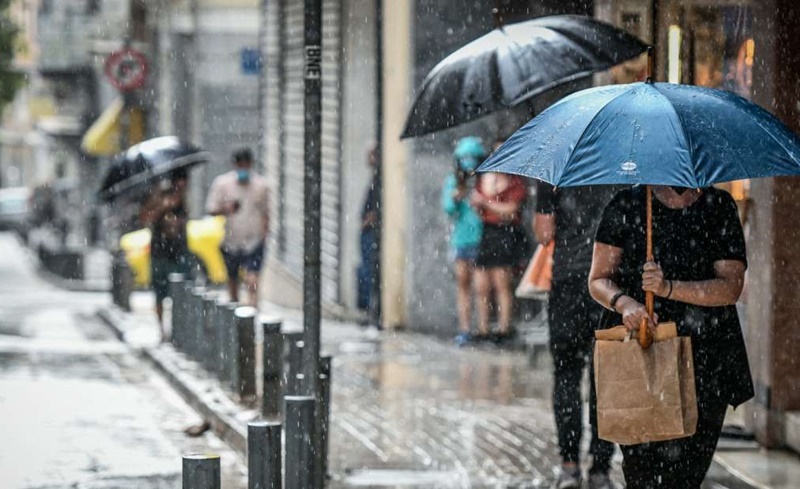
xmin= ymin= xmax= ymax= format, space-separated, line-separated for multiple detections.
xmin=221 ymin=302 xmax=238 ymax=385
xmin=316 ymin=354 xmax=332 ymax=485
xmin=214 ymin=299 xmax=228 ymax=382
xmin=189 ymin=288 xmax=206 ymax=361
xmin=261 ymin=318 xmax=283 ymax=417
xmin=202 ymin=292 xmax=219 ymax=372
xmin=284 ymin=331 xmax=304 ymax=396
xmin=168 ymin=273 xmax=185 ymax=349
xmin=284 ymin=396 xmax=317 ymax=489
xmin=248 ymin=421 xmax=282 ymax=489
xmin=182 ymin=454 xmax=221 ymax=489
xmin=233 ymin=307 xmax=257 ymax=401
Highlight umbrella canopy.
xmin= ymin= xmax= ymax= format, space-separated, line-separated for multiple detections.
xmin=478 ymin=81 xmax=800 ymax=187
xmin=401 ymin=15 xmax=648 ymax=139
xmin=98 ymin=136 xmax=209 ymax=202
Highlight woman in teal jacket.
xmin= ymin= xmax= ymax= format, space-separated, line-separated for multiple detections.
xmin=441 ymin=137 xmax=485 ymax=345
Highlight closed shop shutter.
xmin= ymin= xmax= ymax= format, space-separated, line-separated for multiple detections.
xmin=261 ymin=0 xmax=283 ymax=256
xmin=275 ymin=0 xmax=342 ymax=304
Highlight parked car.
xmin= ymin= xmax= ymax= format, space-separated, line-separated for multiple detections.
xmin=0 ymin=187 xmax=31 ymax=238
xmin=120 ymin=215 xmax=228 ymax=287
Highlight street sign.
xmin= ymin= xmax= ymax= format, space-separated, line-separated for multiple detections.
xmin=104 ymin=48 xmax=148 ymax=92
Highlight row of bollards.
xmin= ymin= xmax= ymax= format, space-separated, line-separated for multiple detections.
xmin=167 ymin=273 xmax=332 ymax=488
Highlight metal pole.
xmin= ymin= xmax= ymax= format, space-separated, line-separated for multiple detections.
xmin=182 ymin=454 xmax=221 ymax=489
xmin=302 ymin=0 xmax=322 ymax=397
xmin=284 ymin=331 xmax=304 ymax=396
xmin=202 ymin=292 xmax=218 ymax=372
xmin=284 ymin=396 xmax=316 ymax=489
xmin=234 ymin=306 xmax=258 ymax=401
xmin=190 ymin=287 xmax=206 ymax=360
xmin=316 ymin=354 xmax=332 ymax=486
xmin=179 ymin=279 xmax=194 ymax=353
xmin=373 ymin=0 xmax=383 ymax=328
xmin=223 ymin=302 xmax=239 ymax=387
xmin=248 ymin=421 xmax=282 ymax=489
xmin=214 ymin=298 xmax=229 ymax=380
xmin=261 ymin=317 xmax=283 ymax=417
xmin=168 ymin=273 xmax=185 ymax=349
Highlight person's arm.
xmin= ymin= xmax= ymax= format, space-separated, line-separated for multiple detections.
xmin=139 ymin=192 xmax=169 ymax=227
xmin=533 ymin=214 xmax=555 ymax=244
xmin=641 ymin=260 xmax=745 ymax=307
xmin=206 ymin=179 xmax=232 ymax=216
xmin=589 ymin=242 xmax=658 ymax=333
xmin=441 ymin=176 xmax=462 ymax=216
xmin=533 ymin=181 xmax=555 ymax=244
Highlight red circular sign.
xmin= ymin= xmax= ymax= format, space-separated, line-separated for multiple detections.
xmin=104 ymin=48 xmax=148 ymax=92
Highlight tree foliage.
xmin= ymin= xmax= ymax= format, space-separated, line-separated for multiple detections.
xmin=0 ymin=0 xmax=24 ymax=112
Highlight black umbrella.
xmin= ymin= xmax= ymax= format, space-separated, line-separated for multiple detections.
xmin=401 ymin=15 xmax=648 ymax=138
xmin=98 ymin=136 xmax=209 ymax=202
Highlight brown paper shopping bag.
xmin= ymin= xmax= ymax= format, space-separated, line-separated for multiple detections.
xmin=594 ymin=322 xmax=698 ymax=445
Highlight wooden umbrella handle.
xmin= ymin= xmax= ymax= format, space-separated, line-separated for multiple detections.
xmin=639 ymin=185 xmax=655 ymax=348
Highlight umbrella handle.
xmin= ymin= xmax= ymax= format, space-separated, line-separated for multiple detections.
xmin=639 ymin=185 xmax=655 ymax=348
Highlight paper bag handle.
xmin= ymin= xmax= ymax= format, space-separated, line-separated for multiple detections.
xmin=595 ymin=323 xmax=677 ymax=343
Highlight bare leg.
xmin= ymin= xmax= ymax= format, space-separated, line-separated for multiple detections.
xmin=454 ymin=259 xmax=473 ymax=333
xmin=474 ymin=267 xmax=492 ymax=335
xmin=227 ymin=279 xmax=239 ymax=304
xmin=490 ymin=266 xmax=513 ymax=333
xmin=244 ymin=271 xmax=259 ymax=308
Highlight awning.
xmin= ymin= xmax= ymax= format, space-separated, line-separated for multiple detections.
xmin=81 ymin=98 xmax=145 ymax=156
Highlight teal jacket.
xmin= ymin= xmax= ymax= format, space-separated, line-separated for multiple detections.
xmin=441 ymin=175 xmax=482 ymax=250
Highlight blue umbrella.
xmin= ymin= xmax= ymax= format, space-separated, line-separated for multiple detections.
xmin=478 ymin=81 xmax=800 ymax=187
xmin=477 ymin=79 xmax=800 ymax=346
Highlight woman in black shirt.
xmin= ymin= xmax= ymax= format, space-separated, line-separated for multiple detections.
xmin=588 ymin=185 xmax=753 ymax=488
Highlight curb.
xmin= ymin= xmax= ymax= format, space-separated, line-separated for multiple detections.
xmin=97 ymin=306 xmax=250 ymax=456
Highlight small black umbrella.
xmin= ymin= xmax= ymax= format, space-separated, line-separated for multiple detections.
xmin=401 ymin=15 xmax=648 ymax=138
xmin=98 ymin=136 xmax=209 ymax=202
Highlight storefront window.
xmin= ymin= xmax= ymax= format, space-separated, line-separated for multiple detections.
xmin=685 ymin=3 xmax=753 ymax=218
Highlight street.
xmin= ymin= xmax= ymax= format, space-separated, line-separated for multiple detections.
xmin=0 ymin=232 xmax=245 ymax=489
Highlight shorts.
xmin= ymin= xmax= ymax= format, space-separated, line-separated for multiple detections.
xmin=452 ymin=244 xmax=479 ymax=263
xmin=222 ymin=242 xmax=265 ymax=280
xmin=475 ymin=223 xmax=529 ymax=268
xmin=151 ymin=254 xmax=192 ymax=305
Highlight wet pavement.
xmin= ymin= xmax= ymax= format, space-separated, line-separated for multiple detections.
xmin=108 ymin=286 xmax=756 ymax=487
xmin=0 ymin=233 xmax=246 ymax=489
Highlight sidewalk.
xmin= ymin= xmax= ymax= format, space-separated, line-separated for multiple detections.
xmin=99 ymin=291 xmax=789 ymax=489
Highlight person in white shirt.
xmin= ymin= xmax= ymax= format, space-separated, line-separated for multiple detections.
xmin=206 ymin=148 xmax=270 ymax=306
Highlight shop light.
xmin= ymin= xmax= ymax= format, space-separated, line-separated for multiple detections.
xmin=668 ymin=25 xmax=682 ymax=84
xmin=745 ymin=38 xmax=755 ymax=67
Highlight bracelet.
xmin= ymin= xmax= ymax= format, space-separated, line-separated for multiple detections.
xmin=609 ymin=291 xmax=626 ymax=313
xmin=666 ymin=280 xmax=674 ymax=299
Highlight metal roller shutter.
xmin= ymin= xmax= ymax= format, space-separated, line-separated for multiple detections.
xmin=275 ymin=0 xmax=342 ymax=304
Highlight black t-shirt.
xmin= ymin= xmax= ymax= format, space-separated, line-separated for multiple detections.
xmin=151 ymin=202 xmax=188 ymax=261
xmin=535 ymin=182 xmax=620 ymax=283
xmin=595 ymin=186 xmax=753 ymax=407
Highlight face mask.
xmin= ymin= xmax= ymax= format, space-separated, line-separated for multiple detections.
xmin=671 ymin=186 xmax=689 ymax=195
xmin=236 ymin=169 xmax=250 ymax=184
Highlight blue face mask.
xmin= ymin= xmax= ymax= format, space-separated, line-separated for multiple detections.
xmin=236 ymin=169 xmax=250 ymax=184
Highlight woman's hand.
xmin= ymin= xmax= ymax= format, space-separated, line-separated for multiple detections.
xmin=616 ymin=296 xmax=658 ymax=334
xmin=642 ymin=261 xmax=669 ymax=297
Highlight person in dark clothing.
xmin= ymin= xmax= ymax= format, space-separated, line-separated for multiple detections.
xmin=357 ymin=145 xmax=381 ymax=326
xmin=139 ymin=170 xmax=191 ymax=341
xmin=534 ymin=182 xmax=616 ymax=489
xmin=589 ymin=185 xmax=753 ymax=488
